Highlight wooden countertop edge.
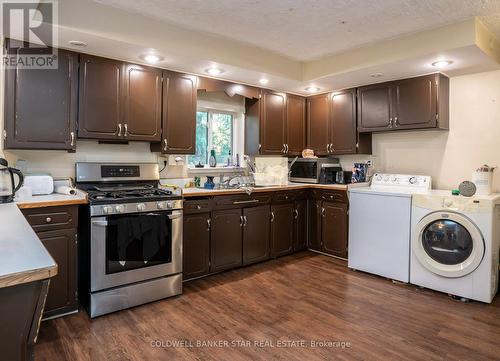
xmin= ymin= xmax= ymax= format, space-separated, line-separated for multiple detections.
xmin=17 ymin=198 xmax=88 ymax=209
xmin=0 ymin=264 xmax=58 ymax=289
xmin=182 ymin=184 xmax=350 ymax=198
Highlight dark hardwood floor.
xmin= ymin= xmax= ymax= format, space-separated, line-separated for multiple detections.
xmin=35 ymin=252 xmax=500 ymax=361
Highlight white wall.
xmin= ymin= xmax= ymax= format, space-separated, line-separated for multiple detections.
xmin=1 ymin=70 xmax=500 ymax=191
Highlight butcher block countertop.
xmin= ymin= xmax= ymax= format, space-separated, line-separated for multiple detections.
xmin=182 ymin=183 xmax=368 ymax=198
xmin=16 ymin=190 xmax=88 ymax=209
xmin=0 ymin=203 xmax=57 ymax=288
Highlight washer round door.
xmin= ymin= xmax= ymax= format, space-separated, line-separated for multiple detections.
xmin=413 ymin=211 xmax=484 ymax=278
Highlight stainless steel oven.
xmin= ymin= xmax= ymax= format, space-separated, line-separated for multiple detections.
xmin=76 ymin=162 xmax=183 ymax=318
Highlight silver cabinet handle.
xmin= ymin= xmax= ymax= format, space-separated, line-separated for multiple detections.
xmin=45 ymin=217 xmax=52 ymax=223
xmin=285 ymin=144 xmax=289 ymax=153
xmin=243 ymin=216 xmax=248 ymax=227
xmin=240 ymin=215 xmax=244 ymax=227
xmin=233 ymin=199 xmax=259 ymax=205
xmin=117 ymin=123 xmax=123 ymax=136
xmin=282 ymin=144 xmax=286 ymax=153
xmin=294 ymin=209 xmax=298 ymax=219
xmin=163 ymin=139 xmax=168 ymax=151
xmin=321 ymin=207 xmax=326 ymax=217
xmin=124 ymin=124 xmax=129 ymax=136
xmin=270 ymin=211 xmax=274 ymax=223
xmin=388 ymin=118 xmax=393 ymax=128
xmin=70 ymin=131 xmax=75 ymax=147
xmin=206 ymin=218 xmax=211 ymax=231
xmin=330 ymin=144 xmax=335 ymax=153
xmin=394 ymin=116 xmax=399 ymax=127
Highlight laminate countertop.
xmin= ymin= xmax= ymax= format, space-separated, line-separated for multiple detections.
xmin=0 ymin=203 xmax=57 ymax=289
xmin=16 ymin=190 xmax=88 ymax=209
xmin=182 ymin=182 xmax=369 ymax=198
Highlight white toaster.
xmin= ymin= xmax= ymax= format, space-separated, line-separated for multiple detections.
xmin=24 ymin=174 xmax=54 ymax=195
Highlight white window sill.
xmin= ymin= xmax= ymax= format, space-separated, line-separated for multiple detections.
xmin=187 ymin=166 xmax=246 ymax=175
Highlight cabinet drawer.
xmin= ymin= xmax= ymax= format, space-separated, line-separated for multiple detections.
xmin=21 ymin=206 xmax=77 ymax=232
xmin=183 ymin=198 xmax=211 ymax=214
xmin=213 ymin=193 xmax=272 ymax=209
xmin=313 ymin=190 xmax=348 ymax=203
xmin=272 ymin=191 xmax=298 ymax=203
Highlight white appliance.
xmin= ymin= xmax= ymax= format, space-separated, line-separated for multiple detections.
xmin=348 ymin=173 xmax=432 ymax=282
xmin=410 ymin=191 xmax=500 ymax=303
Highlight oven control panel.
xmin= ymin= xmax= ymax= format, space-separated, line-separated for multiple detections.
xmin=91 ymin=199 xmax=183 ymax=217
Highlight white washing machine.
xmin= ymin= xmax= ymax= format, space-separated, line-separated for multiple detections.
xmin=411 ymin=191 xmax=500 ymax=303
xmin=348 ymin=173 xmax=431 ymax=283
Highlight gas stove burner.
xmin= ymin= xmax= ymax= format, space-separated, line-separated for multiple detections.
xmin=87 ymin=188 xmax=174 ymax=204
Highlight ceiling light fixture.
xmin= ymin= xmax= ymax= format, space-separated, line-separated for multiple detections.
xmin=370 ymin=72 xmax=383 ymax=78
xmin=305 ymin=86 xmax=320 ymax=93
xmin=141 ymin=54 xmax=164 ymax=64
xmin=205 ymin=67 xmax=225 ymax=76
xmin=68 ymin=40 xmax=87 ymax=47
xmin=431 ymin=60 xmax=453 ymax=68
xmin=259 ymin=78 xmax=269 ymax=85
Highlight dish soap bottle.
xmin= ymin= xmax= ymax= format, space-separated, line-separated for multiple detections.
xmin=209 ymin=149 xmax=217 ymax=168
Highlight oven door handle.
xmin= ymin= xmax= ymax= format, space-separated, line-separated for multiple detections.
xmin=92 ymin=220 xmax=108 ymax=227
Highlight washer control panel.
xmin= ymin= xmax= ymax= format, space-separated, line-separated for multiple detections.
xmin=372 ymin=173 xmax=432 ymax=190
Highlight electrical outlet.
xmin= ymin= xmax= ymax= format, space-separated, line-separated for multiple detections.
xmin=366 ymin=160 xmax=373 ymax=167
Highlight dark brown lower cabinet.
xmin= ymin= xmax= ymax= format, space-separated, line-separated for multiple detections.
xmin=321 ymin=201 xmax=348 ymax=258
xmin=307 ymin=199 xmax=322 ymax=251
xmin=243 ymin=205 xmax=270 ymax=265
xmin=21 ymin=205 xmax=78 ymax=319
xmin=183 ymin=212 xmax=210 ymax=281
xmin=294 ymin=199 xmax=307 ymax=251
xmin=210 ymin=209 xmax=243 ymax=272
xmin=270 ymin=203 xmax=294 ymax=257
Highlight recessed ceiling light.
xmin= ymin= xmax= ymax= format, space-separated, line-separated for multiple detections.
xmin=431 ymin=60 xmax=453 ymax=68
xmin=370 ymin=72 xmax=383 ymax=78
xmin=259 ymin=78 xmax=269 ymax=85
xmin=68 ymin=40 xmax=87 ymax=47
xmin=141 ymin=54 xmax=164 ymax=64
xmin=205 ymin=67 xmax=224 ymax=75
xmin=305 ymin=86 xmax=320 ymax=93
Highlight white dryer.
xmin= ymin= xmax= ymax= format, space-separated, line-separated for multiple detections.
xmin=410 ymin=191 xmax=500 ymax=303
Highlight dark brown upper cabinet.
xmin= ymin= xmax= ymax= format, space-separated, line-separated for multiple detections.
xmin=286 ymin=94 xmax=306 ymax=155
xmin=4 ymin=45 xmax=78 ymax=151
xmin=123 ymin=64 xmax=162 ymax=141
xmin=358 ymin=73 xmax=449 ymax=132
xmin=160 ymin=72 xmax=197 ymax=154
xmin=306 ymin=94 xmax=331 ymax=156
xmin=307 ymin=91 xmax=370 ymax=156
xmin=260 ymin=90 xmax=287 ymax=155
xmin=78 ymin=54 xmax=122 ymax=140
xmin=245 ymin=91 xmax=306 ymax=156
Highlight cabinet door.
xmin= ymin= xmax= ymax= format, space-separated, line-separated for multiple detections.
xmin=307 ymin=94 xmax=330 ymax=155
xmin=210 ymin=209 xmax=243 ymax=272
xmin=294 ymin=199 xmax=307 ymax=251
xmin=183 ymin=213 xmax=210 ymax=280
xmin=242 ymin=205 xmax=270 ymax=265
xmin=78 ymin=54 xmax=122 ymax=139
xmin=286 ymin=94 xmax=306 ymax=155
xmin=123 ymin=64 xmax=162 ymax=141
xmin=4 ymin=48 xmax=78 ymax=150
xmin=307 ymin=199 xmax=322 ymax=251
xmin=260 ymin=90 xmax=286 ymax=155
xmin=162 ymin=72 xmax=197 ymax=154
xmin=270 ymin=203 xmax=294 ymax=257
xmin=321 ymin=201 xmax=348 ymax=258
xmin=330 ymin=89 xmax=357 ymax=155
xmin=393 ymin=75 xmax=437 ymax=129
xmin=357 ymin=83 xmax=393 ymax=132
xmin=37 ymin=228 xmax=77 ymax=318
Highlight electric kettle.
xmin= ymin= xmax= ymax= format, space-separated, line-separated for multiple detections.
xmin=0 ymin=158 xmax=24 ymax=203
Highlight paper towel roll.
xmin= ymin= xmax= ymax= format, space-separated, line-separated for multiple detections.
xmin=54 ymin=185 xmax=77 ymax=196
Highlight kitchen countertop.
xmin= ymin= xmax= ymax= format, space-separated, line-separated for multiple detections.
xmin=0 ymin=203 xmax=57 ymax=289
xmin=16 ymin=189 xmax=88 ymax=209
xmin=182 ymin=182 xmax=368 ymax=197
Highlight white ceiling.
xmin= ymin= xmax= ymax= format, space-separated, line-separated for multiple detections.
xmin=94 ymin=0 xmax=500 ymax=61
